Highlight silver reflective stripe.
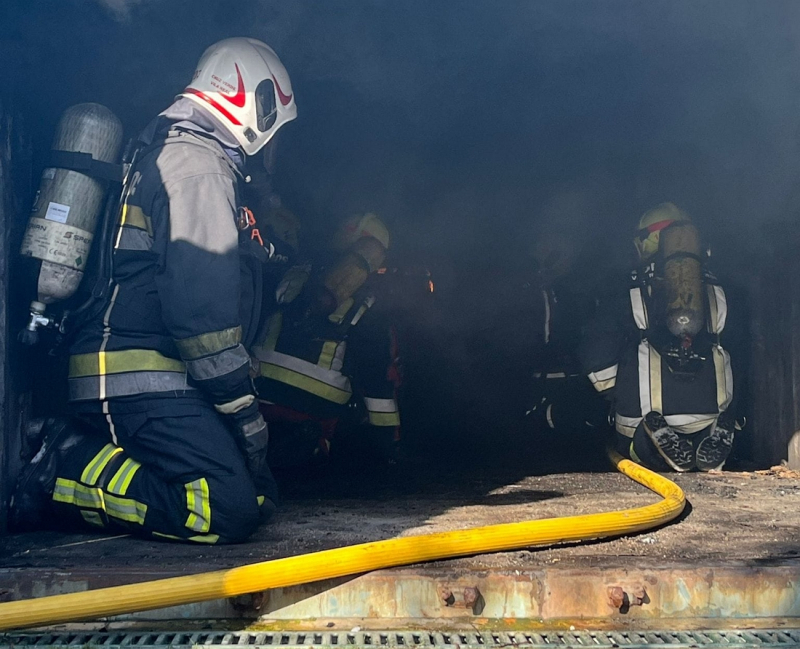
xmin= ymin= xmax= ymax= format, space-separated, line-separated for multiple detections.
xmin=588 ymin=364 xmax=618 ymax=391
xmin=638 ymin=340 xmax=662 ymax=415
xmin=364 ymin=397 xmax=398 ymax=413
xmin=713 ymin=344 xmax=734 ymax=411
xmin=331 ymin=340 xmax=347 ymax=373
xmin=241 ymin=418 xmax=266 ymax=437
xmin=185 ymin=478 xmax=211 ymax=534
xmin=105 ymin=494 xmax=147 ymax=524
xmin=350 ymin=296 xmax=376 ymax=326
xmin=630 ymin=288 xmax=648 ymax=330
xmin=665 ymin=413 xmax=718 ymax=434
xmin=253 ymin=349 xmax=353 ymax=393
xmin=615 ymin=414 xmax=641 ymax=438
xmin=184 ymin=344 xmax=250 ymax=382
xmin=116 ymin=227 xmax=153 ymax=251
xmin=69 ymin=371 xmax=194 ymax=401
xmin=707 ymin=284 xmax=728 ymax=334
xmin=545 ymin=403 xmax=555 ymax=429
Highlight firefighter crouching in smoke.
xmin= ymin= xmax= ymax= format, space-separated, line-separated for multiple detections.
xmin=580 ymin=203 xmax=735 ymax=472
xmin=11 ymin=38 xmax=297 ymax=543
xmin=252 ymin=213 xmax=402 ymax=466
xmin=524 ymin=232 xmax=606 ymax=436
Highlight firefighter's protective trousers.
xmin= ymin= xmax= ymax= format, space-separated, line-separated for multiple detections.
xmin=55 ymin=394 xmax=260 ymax=544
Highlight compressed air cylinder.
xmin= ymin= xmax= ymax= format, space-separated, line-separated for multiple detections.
xmin=20 ymin=103 xmax=123 ymax=304
xmin=660 ymin=222 xmax=704 ymax=337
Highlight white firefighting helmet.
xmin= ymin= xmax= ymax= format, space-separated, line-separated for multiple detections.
xmin=181 ymin=37 xmax=297 ymax=156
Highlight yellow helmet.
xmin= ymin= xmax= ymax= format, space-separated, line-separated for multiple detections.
xmin=331 ymin=212 xmax=390 ymax=252
xmin=634 ymin=202 xmax=691 ymax=260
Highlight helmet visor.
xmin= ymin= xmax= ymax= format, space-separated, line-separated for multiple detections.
xmin=255 ymin=79 xmax=278 ymax=133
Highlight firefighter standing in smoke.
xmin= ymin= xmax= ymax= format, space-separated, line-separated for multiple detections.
xmin=580 ymin=203 xmax=735 ymax=472
xmin=12 ymin=38 xmax=297 ymax=543
xmin=252 ymin=213 xmax=402 ymax=465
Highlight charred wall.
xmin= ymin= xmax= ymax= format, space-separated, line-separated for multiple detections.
xmin=0 ymin=96 xmax=32 ymax=531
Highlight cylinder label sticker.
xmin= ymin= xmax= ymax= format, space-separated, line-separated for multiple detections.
xmin=20 ymin=218 xmax=93 ymax=271
xmin=44 ymin=201 xmax=71 ymax=223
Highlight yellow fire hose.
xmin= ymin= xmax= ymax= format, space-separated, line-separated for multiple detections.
xmin=0 ymin=450 xmax=685 ymax=631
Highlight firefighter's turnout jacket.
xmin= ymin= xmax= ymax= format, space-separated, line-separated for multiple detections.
xmin=580 ymin=263 xmax=733 ymax=438
xmin=252 ymin=287 xmax=401 ymax=431
xmin=53 ymin=100 xmax=268 ymax=544
xmin=68 ymin=102 xmax=254 ymax=407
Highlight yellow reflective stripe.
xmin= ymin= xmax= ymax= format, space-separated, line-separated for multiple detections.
xmin=174 ymin=326 xmax=242 ymax=361
xmin=262 ymin=313 xmax=283 ymax=351
xmin=120 ymin=204 xmax=153 ymax=236
xmin=80 ymin=444 xmax=122 ymax=486
xmin=152 ymin=532 xmax=220 ymax=544
xmin=70 ymin=350 xmax=186 ymax=378
xmin=368 ymin=411 xmax=401 ymax=427
xmin=105 ymin=493 xmax=147 ymax=525
xmin=53 ymin=478 xmax=105 ymax=510
xmin=328 ymin=298 xmax=355 ymax=325
xmin=259 ymin=363 xmax=352 ymax=404
xmin=318 ymin=341 xmax=338 ymax=370
xmin=185 ymin=478 xmax=211 ymax=533
xmin=81 ymin=511 xmax=106 ymax=527
xmin=107 ymin=457 xmax=141 ymax=496
xmin=257 ymin=496 xmax=265 ymax=506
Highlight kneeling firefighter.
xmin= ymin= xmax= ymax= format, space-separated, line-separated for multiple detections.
xmin=12 ymin=37 xmax=298 ymax=543
xmin=252 ymin=213 xmax=402 ymax=465
xmin=580 ymin=203 xmax=735 ymax=472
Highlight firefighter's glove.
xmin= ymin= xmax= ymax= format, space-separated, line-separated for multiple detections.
xmin=216 ymin=396 xmax=268 ymax=465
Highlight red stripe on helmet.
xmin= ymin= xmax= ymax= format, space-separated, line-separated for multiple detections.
xmin=646 ymin=219 xmax=677 ymax=234
xmin=185 ymin=88 xmax=242 ymax=126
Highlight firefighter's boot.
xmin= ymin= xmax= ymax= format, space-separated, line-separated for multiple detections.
xmin=9 ymin=418 xmax=87 ymax=532
xmin=695 ymin=419 xmax=735 ymax=472
xmin=642 ymin=411 xmax=695 ymax=472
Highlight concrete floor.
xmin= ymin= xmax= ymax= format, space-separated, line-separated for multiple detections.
xmin=2 ymin=453 xmax=799 ymax=581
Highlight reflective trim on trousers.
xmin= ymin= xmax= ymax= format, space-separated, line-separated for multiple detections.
xmin=185 ymin=478 xmax=211 ymax=534
xmin=53 ymin=478 xmax=147 ymax=525
xmin=638 ymin=341 xmax=662 ymax=415
xmin=175 ymin=326 xmax=243 ymax=361
xmin=107 ymin=457 xmax=142 ymax=495
xmin=153 ymin=532 xmax=220 ymax=544
xmin=368 ymin=411 xmax=401 ymax=427
xmin=69 ymin=371 xmax=194 ymax=401
xmin=81 ymin=443 xmax=122 ymax=486
xmin=615 ymin=414 xmax=641 ymax=438
xmin=105 ymin=493 xmax=147 ymax=524
xmin=706 ymin=284 xmax=728 ymax=334
xmin=713 ymin=344 xmax=734 ymax=412
xmin=364 ymin=397 xmax=398 ymax=413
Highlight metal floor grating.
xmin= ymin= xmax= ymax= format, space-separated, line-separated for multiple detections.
xmin=1 ymin=630 xmax=800 ymax=648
